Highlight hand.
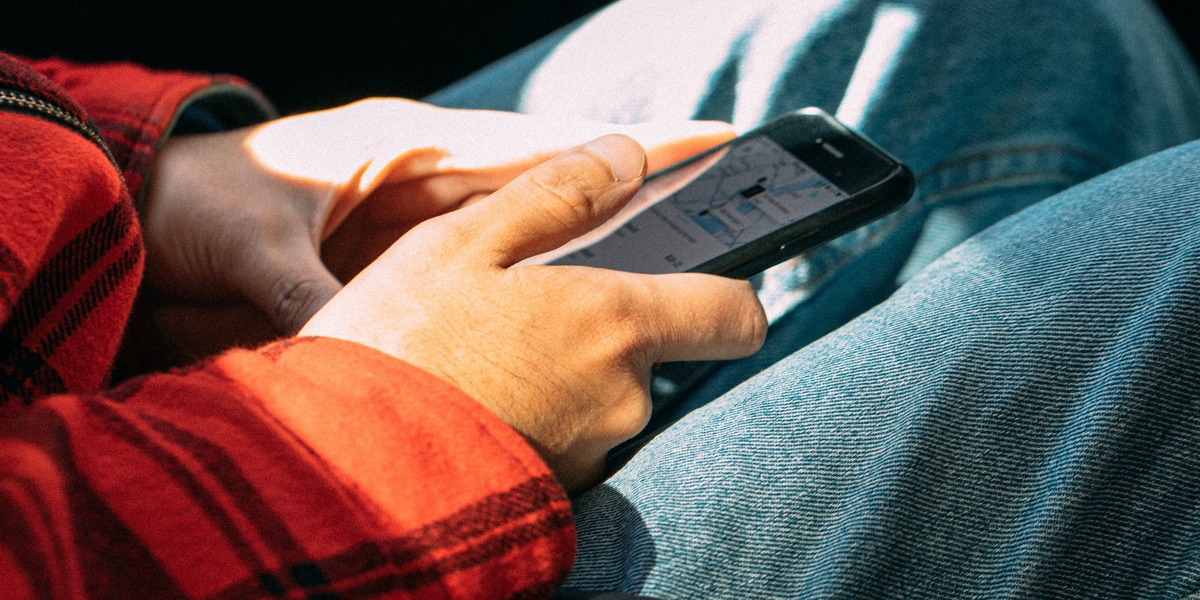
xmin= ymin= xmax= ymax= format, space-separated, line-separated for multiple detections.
xmin=142 ymin=99 xmax=735 ymax=359
xmin=299 ymin=134 xmax=767 ymax=492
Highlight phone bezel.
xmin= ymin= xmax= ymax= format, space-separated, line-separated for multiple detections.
xmin=654 ymin=107 xmax=914 ymax=278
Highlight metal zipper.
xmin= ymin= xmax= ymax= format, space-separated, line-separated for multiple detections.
xmin=0 ymin=87 xmax=119 ymax=170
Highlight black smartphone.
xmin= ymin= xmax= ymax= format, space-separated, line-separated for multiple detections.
xmin=528 ymin=107 xmax=914 ymax=278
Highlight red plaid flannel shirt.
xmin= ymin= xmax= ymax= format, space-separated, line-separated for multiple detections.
xmin=0 ymin=53 xmax=574 ymax=599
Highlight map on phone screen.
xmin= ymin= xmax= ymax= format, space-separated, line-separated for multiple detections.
xmin=531 ymin=135 xmax=848 ymax=274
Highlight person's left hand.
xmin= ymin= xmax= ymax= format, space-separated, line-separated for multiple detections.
xmin=141 ymin=98 xmax=735 ymax=358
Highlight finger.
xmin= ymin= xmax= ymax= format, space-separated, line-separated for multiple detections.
xmin=239 ymin=243 xmax=344 ymax=334
xmin=618 ymin=120 xmax=737 ymax=173
xmin=423 ymin=120 xmax=737 ymax=197
xmin=433 ymin=134 xmax=648 ymax=266
xmin=631 ymin=273 xmax=768 ymax=363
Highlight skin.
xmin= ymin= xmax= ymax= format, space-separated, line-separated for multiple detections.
xmin=143 ymin=98 xmax=739 ymax=353
xmin=142 ymin=99 xmax=767 ymax=492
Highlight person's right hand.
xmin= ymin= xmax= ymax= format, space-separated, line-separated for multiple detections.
xmin=298 ymin=134 xmax=767 ymax=492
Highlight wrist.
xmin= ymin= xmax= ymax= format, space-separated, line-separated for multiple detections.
xmin=136 ymin=83 xmax=276 ymax=214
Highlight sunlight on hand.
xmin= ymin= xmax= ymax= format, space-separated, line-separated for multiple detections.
xmin=243 ymin=97 xmax=736 ymax=211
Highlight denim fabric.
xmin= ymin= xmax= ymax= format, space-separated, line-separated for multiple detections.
xmin=566 ymin=139 xmax=1200 ymax=599
xmin=430 ymin=0 xmax=1200 ymax=416
xmin=429 ymin=0 xmax=1200 ymax=596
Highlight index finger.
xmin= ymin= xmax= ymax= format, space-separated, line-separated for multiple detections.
xmin=393 ymin=119 xmax=736 ymax=201
xmin=432 ymin=135 xmax=648 ymax=267
xmin=630 ymin=272 xmax=768 ymax=363
xmin=618 ymin=120 xmax=737 ymax=173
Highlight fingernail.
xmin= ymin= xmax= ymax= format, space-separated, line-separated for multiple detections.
xmin=582 ymin=135 xmax=645 ymax=182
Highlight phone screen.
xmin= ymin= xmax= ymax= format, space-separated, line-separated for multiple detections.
xmin=531 ymin=134 xmax=848 ymax=275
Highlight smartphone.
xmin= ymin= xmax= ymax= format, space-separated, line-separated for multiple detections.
xmin=527 ymin=107 xmax=914 ymax=278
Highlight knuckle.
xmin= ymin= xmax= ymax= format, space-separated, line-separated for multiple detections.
xmin=596 ymin=280 xmax=661 ymax=361
xmin=404 ymin=215 xmax=472 ymax=256
xmin=607 ymin=385 xmax=653 ymax=442
xmin=521 ymin=166 xmax=598 ymax=228
xmin=731 ymin=279 xmax=768 ymax=348
xmin=270 ymin=277 xmax=330 ymax=333
xmin=744 ymin=305 xmax=769 ymax=350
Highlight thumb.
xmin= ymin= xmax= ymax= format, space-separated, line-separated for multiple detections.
xmin=436 ymin=134 xmax=647 ymax=267
xmin=240 ymin=243 xmax=344 ymax=335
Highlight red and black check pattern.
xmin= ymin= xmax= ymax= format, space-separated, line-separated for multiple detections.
xmin=0 ymin=55 xmax=575 ymax=598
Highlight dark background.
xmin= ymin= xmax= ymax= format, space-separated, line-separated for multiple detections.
xmin=1 ymin=0 xmax=1195 ymax=116
xmin=1 ymin=0 xmax=609 ymax=114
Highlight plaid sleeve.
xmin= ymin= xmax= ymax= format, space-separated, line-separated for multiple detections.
xmin=1 ymin=55 xmax=574 ymax=597
xmin=0 ymin=336 xmax=575 ymax=599
xmin=11 ymin=54 xmax=276 ymax=379
xmin=25 ymin=57 xmax=274 ymax=201
xmin=0 ymin=55 xmax=146 ymax=403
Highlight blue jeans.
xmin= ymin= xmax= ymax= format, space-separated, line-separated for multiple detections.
xmin=430 ymin=0 xmax=1200 ymax=596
